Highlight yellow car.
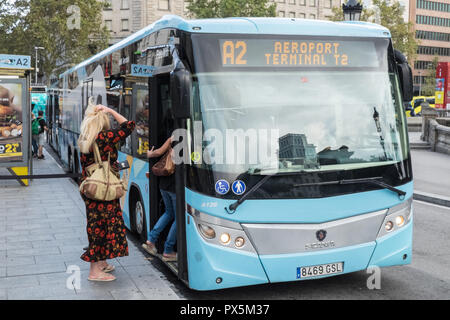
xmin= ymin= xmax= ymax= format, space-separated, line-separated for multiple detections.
xmin=425 ymin=96 xmax=435 ymax=108
xmin=406 ymin=96 xmax=435 ymax=117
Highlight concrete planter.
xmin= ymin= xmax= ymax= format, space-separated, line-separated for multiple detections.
xmin=421 ymin=105 xmax=450 ymax=155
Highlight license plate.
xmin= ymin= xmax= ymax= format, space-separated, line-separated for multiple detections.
xmin=297 ymin=262 xmax=344 ymax=279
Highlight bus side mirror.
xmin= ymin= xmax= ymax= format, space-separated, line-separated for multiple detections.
xmin=171 ymin=68 xmax=191 ymax=119
xmin=394 ymin=49 xmax=413 ymax=102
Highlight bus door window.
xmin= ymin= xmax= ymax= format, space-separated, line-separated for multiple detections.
xmin=55 ymin=94 xmax=61 ymax=128
xmin=106 ymin=76 xmax=122 ymax=130
xmin=47 ymin=94 xmax=53 ymax=127
xmin=133 ymin=82 xmax=150 ymax=159
xmin=82 ymin=78 xmax=93 ymax=117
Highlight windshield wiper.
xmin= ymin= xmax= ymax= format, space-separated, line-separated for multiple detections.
xmin=225 ymin=169 xmax=344 ymax=214
xmin=225 ymin=174 xmax=274 ymax=214
xmin=293 ymin=177 xmax=406 ymax=199
xmin=226 ymin=176 xmax=406 ymax=214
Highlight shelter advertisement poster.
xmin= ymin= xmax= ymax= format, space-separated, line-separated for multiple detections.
xmin=0 ymin=81 xmax=24 ymax=163
xmin=436 ymin=62 xmax=449 ymax=110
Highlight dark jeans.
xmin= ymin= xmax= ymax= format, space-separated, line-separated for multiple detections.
xmin=148 ymin=190 xmax=177 ymax=254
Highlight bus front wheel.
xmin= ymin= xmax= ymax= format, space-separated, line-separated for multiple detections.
xmin=130 ymin=190 xmax=147 ymax=242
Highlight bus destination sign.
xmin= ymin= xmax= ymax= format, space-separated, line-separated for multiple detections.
xmin=220 ymin=39 xmax=378 ymax=68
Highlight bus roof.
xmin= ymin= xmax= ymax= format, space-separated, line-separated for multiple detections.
xmin=60 ymin=15 xmax=391 ymax=78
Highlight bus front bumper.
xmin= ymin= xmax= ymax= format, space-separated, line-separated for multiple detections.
xmin=260 ymin=218 xmax=412 ymax=283
xmin=186 ymin=214 xmax=412 ymax=291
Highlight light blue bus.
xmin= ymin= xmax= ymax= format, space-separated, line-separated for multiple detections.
xmin=49 ymin=15 xmax=414 ymax=291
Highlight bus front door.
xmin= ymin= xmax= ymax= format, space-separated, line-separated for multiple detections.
xmin=148 ymin=74 xmax=188 ymax=283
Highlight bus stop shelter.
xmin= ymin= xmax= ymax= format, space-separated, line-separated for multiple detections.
xmin=0 ymin=54 xmax=32 ymax=186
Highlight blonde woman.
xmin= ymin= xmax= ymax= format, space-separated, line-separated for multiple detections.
xmin=77 ymin=100 xmax=135 ymax=282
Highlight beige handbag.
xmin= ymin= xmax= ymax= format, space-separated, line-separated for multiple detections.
xmin=79 ymin=143 xmax=127 ymax=201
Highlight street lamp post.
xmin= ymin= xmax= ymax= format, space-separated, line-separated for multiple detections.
xmin=418 ymin=70 xmax=422 ymax=96
xmin=342 ymin=0 xmax=363 ymax=21
xmin=34 ymin=46 xmax=44 ymax=84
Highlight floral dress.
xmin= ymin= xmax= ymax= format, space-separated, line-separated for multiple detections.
xmin=79 ymin=120 xmax=135 ymax=262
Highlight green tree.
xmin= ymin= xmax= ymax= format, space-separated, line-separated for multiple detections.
xmin=372 ymin=0 xmax=417 ymax=61
xmin=186 ymin=0 xmax=276 ymax=19
xmin=0 ymin=0 xmax=109 ymax=84
xmin=421 ymin=56 xmax=439 ymax=96
xmin=330 ymin=0 xmax=418 ymax=61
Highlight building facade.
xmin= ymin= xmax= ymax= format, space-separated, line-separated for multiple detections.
xmin=279 ymin=133 xmax=318 ymax=168
xmin=409 ymin=0 xmax=450 ymax=95
xmin=273 ymin=0 xmax=345 ymax=20
xmin=102 ymin=0 xmax=189 ymax=45
xmin=101 ymin=0 xmax=350 ymax=45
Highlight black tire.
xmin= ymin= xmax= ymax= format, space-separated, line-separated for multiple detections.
xmin=130 ymin=191 xmax=147 ymax=242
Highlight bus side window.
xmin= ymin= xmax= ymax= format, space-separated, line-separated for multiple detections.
xmin=106 ymin=80 xmax=121 ymax=130
xmin=133 ymin=84 xmax=150 ymax=159
xmin=55 ymin=95 xmax=61 ymax=128
xmin=120 ymin=94 xmax=133 ymax=154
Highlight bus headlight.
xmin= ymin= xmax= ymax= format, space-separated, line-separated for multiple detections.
xmin=187 ymin=202 xmax=256 ymax=253
xmin=198 ymin=224 xmax=216 ymax=239
xmin=220 ymin=233 xmax=231 ymax=244
xmin=385 ymin=221 xmax=394 ymax=232
xmin=235 ymin=237 xmax=245 ymax=248
xmin=395 ymin=215 xmax=405 ymax=227
xmin=377 ymin=198 xmax=412 ymax=238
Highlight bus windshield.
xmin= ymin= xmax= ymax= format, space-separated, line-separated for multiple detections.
xmin=189 ymin=35 xmax=408 ymax=179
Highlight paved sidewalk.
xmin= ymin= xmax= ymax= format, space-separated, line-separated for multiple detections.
xmin=0 ymin=148 xmax=180 ymax=300
xmin=409 ymin=132 xmax=450 ymax=207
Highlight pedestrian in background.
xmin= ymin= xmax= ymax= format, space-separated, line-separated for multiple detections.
xmin=31 ymin=111 xmax=39 ymax=158
xmin=77 ymin=99 xmax=135 ymax=282
xmin=36 ymin=110 xmax=48 ymax=159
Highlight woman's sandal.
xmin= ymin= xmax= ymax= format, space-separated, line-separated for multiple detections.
xmin=88 ymin=274 xmax=116 ymax=282
xmin=102 ymin=265 xmax=115 ymax=273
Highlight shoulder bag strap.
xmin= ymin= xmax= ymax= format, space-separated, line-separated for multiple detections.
xmin=93 ymin=143 xmax=108 ymax=178
xmin=93 ymin=142 xmax=102 ymax=167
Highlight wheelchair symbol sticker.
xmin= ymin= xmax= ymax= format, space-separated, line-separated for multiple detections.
xmin=232 ymin=180 xmax=246 ymax=195
xmin=215 ymin=180 xmax=230 ymax=195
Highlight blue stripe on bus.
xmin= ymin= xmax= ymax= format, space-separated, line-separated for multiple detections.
xmin=185 ymin=181 xmax=413 ymax=224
